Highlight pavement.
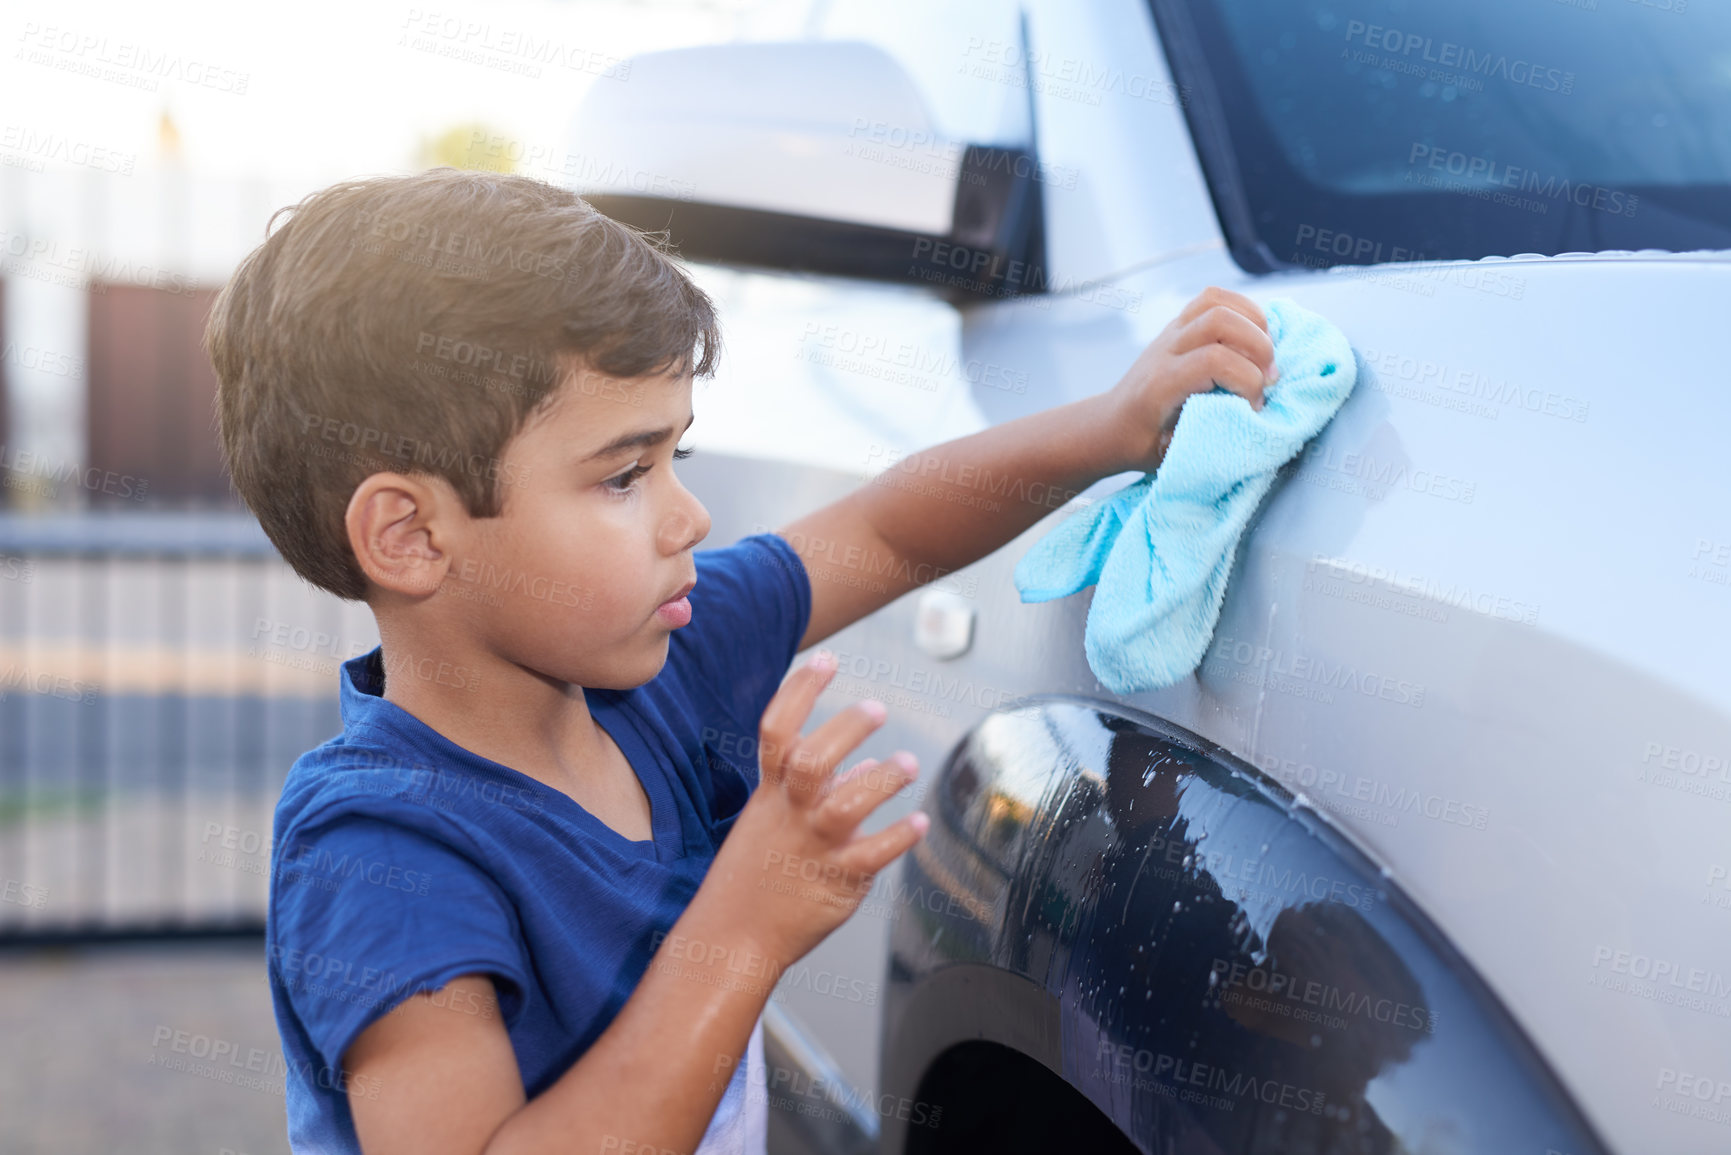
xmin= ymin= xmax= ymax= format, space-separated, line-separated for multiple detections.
xmin=0 ymin=940 xmax=291 ymax=1155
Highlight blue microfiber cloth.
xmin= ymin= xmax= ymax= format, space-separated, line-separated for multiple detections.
xmin=1013 ymin=297 xmax=1357 ymax=694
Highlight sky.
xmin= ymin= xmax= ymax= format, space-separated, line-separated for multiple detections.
xmin=1 ymin=0 xmax=821 ymax=183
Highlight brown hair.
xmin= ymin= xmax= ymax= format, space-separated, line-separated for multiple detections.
xmin=206 ymin=167 xmax=719 ymax=601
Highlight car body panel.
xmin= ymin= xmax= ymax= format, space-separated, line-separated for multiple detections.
xmin=682 ymin=246 xmax=1731 ymax=1153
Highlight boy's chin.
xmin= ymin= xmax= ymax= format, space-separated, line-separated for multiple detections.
xmin=578 ymin=636 xmax=670 ymax=692
xmin=633 ymin=635 xmax=673 ymax=685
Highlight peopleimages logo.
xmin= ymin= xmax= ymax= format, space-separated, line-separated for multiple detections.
xmin=1304 ymin=555 xmax=1539 ymax=628
xmin=1209 ymin=958 xmax=1438 ymax=1033
xmin=0 ymin=442 xmax=149 ymax=502
xmin=15 ymin=23 xmax=251 ymax=94
xmin=1096 ymin=1041 xmax=1328 ymax=1113
xmin=0 ymin=878 xmax=48 ymax=909
xmin=1257 ymin=752 xmax=1491 ymax=832
xmin=1341 ymin=20 xmax=1575 ymax=94
xmin=1591 ymin=946 xmax=1731 ymax=1000
xmin=1407 ymin=143 xmax=1637 ymax=218
xmin=148 ymin=1024 xmax=381 ymax=1100
xmin=1208 ymin=633 xmax=1426 ymax=710
xmin=0 ymin=126 xmax=135 ymax=174
xmin=277 ymin=843 xmax=433 ymax=896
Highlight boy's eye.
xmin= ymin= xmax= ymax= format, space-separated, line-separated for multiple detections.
xmin=604 ymin=448 xmax=692 ymax=493
xmin=605 ymin=463 xmax=651 ymax=492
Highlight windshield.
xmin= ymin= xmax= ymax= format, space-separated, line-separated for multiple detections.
xmin=1151 ymin=0 xmax=1731 ymax=271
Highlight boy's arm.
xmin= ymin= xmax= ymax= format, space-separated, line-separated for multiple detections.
xmin=343 ymin=899 xmax=770 ymax=1155
xmin=343 ymin=653 xmax=925 ymax=1155
xmin=779 ymin=287 xmax=1277 ymax=652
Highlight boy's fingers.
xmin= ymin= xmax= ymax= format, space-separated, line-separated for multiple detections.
xmin=1174 ymin=306 xmax=1276 ymax=381
xmin=758 ymin=652 xmax=837 ymax=786
xmin=1177 ymin=345 xmax=1267 ymax=411
xmin=814 ymin=755 xmax=915 ymax=841
xmin=1175 ymin=286 xmax=1267 ymax=334
xmin=836 ymin=812 xmax=930 ymax=879
xmin=782 ymin=700 xmax=888 ymax=800
xmin=780 ymin=743 xmax=830 ymax=805
xmin=822 ymin=756 xmax=885 ymax=803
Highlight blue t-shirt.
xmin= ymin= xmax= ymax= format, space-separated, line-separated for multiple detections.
xmin=265 ymin=532 xmax=812 ymax=1154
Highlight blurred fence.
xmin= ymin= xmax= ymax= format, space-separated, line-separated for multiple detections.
xmin=0 ymin=512 xmax=372 ymax=941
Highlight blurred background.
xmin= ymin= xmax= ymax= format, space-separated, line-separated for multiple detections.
xmin=0 ymin=0 xmax=1012 ymax=1149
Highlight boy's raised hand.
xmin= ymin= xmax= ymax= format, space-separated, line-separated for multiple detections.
xmin=1104 ymin=285 xmax=1278 ymax=475
xmin=699 ymin=649 xmax=927 ymax=968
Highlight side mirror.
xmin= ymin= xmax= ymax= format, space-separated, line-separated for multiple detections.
xmin=565 ymin=41 xmax=1046 ymax=303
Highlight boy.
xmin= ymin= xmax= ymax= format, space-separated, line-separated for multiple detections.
xmin=205 ymin=168 xmax=1274 ymax=1155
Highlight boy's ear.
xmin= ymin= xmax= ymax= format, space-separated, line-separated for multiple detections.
xmin=344 ymin=472 xmax=460 ymax=599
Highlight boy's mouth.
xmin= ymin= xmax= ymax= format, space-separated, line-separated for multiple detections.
xmin=655 ymin=578 xmax=696 ymax=628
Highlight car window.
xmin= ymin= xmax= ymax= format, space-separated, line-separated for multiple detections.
xmin=1150 ymin=0 xmax=1731 ymax=270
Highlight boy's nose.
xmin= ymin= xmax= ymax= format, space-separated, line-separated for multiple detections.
xmin=662 ymin=487 xmax=711 ymax=553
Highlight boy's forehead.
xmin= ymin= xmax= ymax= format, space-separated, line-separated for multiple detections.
xmin=535 ymin=362 xmax=693 ymax=454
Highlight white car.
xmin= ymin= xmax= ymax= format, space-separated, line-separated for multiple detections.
xmin=567 ymin=2 xmax=1731 ymax=1151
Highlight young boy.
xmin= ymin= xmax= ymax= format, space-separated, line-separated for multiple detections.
xmin=205 ymin=168 xmax=1274 ymax=1155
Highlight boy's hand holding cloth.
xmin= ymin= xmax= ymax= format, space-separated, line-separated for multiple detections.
xmin=1015 ymin=297 xmax=1358 ymax=695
